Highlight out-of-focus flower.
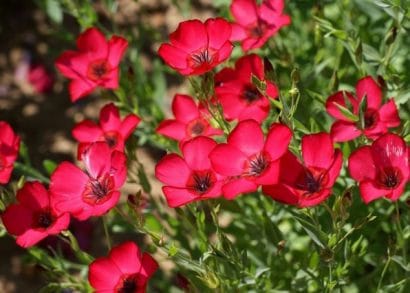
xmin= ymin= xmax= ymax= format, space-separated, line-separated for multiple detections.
xmin=50 ymin=142 xmax=127 ymax=220
xmin=88 ymin=241 xmax=158 ymax=292
xmin=326 ymin=76 xmax=400 ymax=142
xmin=55 ymin=27 xmax=128 ymax=102
xmin=348 ymin=133 xmax=409 ymax=203
xmin=263 ymin=133 xmax=343 ymax=207
xmin=230 ymin=0 xmax=291 ymax=51
xmin=214 ymin=54 xmax=278 ymax=122
xmin=1 ymin=181 xmax=70 ymax=248
xmin=158 ymin=18 xmax=232 ymax=75
xmin=0 ymin=121 xmax=20 ymax=184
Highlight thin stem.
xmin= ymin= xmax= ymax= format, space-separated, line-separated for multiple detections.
xmin=395 ymin=202 xmax=407 ymax=263
xmin=376 ymin=255 xmax=391 ymax=292
xmin=102 ymin=216 xmax=112 ymax=250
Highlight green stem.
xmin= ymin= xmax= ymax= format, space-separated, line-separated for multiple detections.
xmin=376 ymin=256 xmax=391 ymax=292
xmin=14 ymin=162 xmax=50 ymax=183
xmin=102 ymin=216 xmax=112 ymax=250
xmin=395 ymin=202 xmax=407 ymax=263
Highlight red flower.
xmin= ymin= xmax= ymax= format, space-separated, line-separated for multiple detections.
xmin=72 ymin=103 xmax=140 ymax=158
xmin=210 ymin=120 xmax=291 ymax=199
xmin=214 ymin=54 xmax=278 ymax=122
xmin=263 ymin=133 xmax=343 ymax=207
xmin=28 ymin=63 xmax=54 ymax=94
xmin=155 ymin=136 xmax=224 ymax=207
xmin=88 ymin=241 xmax=158 ymax=293
xmin=50 ymin=142 xmax=127 ymax=220
xmin=1 ymin=181 xmax=70 ymax=248
xmin=158 ymin=18 xmax=233 ymax=75
xmin=55 ymin=27 xmax=128 ymax=102
xmin=348 ymin=133 xmax=409 ymax=204
xmin=326 ymin=76 xmax=400 ymax=142
xmin=156 ymin=94 xmax=222 ymax=143
xmin=0 ymin=121 xmax=20 ymax=184
xmin=230 ymin=0 xmax=291 ymax=51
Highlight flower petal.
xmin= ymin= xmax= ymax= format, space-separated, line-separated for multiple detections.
xmin=107 ymin=36 xmax=128 ymax=67
xmin=378 ymin=99 xmax=400 ymax=127
xmin=222 ymin=178 xmax=257 ymax=199
xmin=330 ymin=121 xmax=361 ymax=142
xmin=302 ymin=132 xmax=334 ymax=169
xmin=264 ymin=123 xmax=292 ymax=161
xmin=155 ymin=154 xmax=191 ymax=187
xmin=359 ymin=181 xmax=391 ymax=204
xmin=356 ymin=76 xmax=382 ymax=109
xmin=76 ymin=28 xmax=108 ymax=57
xmin=169 ymin=19 xmax=207 ymax=51
xmin=206 ymin=18 xmax=232 ymax=49
xmin=72 ymin=120 xmax=103 ymax=142
xmin=182 ymin=136 xmax=216 ymax=170
xmin=230 ymin=0 xmax=258 ymax=26
xmin=209 ymin=144 xmax=247 ymax=176
xmin=162 ymin=186 xmax=199 ymax=207
xmin=228 ymin=120 xmax=264 ymax=156
xmin=89 ymin=257 xmax=122 ymax=290
xmin=172 ymin=94 xmax=199 ymax=123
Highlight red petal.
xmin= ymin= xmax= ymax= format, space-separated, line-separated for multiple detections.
xmin=107 ymin=36 xmax=128 ymax=67
xmin=359 ymin=181 xmax=390 ymax=204
xmin=119 ymin=114 xmax=140 ymax=139
xmin=378 ymin=99 xmax=400 ymax=127
xmin=356 ymin=76 xmax=382 ymax=109
xmin=72 ymin=120 xmax=102 ymax=143
xmin=76 ymin=28 xmax=108 ymax=57
xmin=68 ymin=79 xmax=95 ymax=102
xmin=89 ymin=257 xmax=122 ymax=290
xmin=1 ymin=204 xmax=34 ymax=236
xmin=140 ymin=253 xmax=159 ymax=278
xmin=172 ymin=94 xmax=199 ymax=123
xmin=16 ymin=230 xmax=48 ymax=248
xmin=206 ymin=18 xmax=232 ymax=49
xmin=298 ymin=189 xmax=331 ymax=208
xmin=156 ymin=120 xmax=187 ymax=141
xmin=100 ymin=103 xmax=121 ymax=132
xmin=216 ymin=42 xmax=234 ymax=64
xmin=55 ymin=51 xmax=89 ymax=79
xmin=264 ymin=123 xmax=292 ymax=161
xmin=155 ymin=154 xmax=191 ymax=187
xmin=302 ymin=132 xmax=334 ymax=169
xmin=82 ymin=142 xmax=111 ymax=178
xmin=162 ymin=186 xmax=198 ymax=207
xmin=255 ymin=159 xmax=280 ymax=185
xmin=169 ymin=19 xmax=207 ymax=52
xmin=371 ymin=133 xmax=408 ymax=171
xmin=262 ymin=184 xmax=299 ymax=206
xmin=330 ymin=121 xmax=361 ymax=142
xmin=209 ymin=144 xmax=247 ymax=176
xmin=235 ymin=54 xmax=264 ymax=80
xmin=158 ymin=44 xmax=189 ymax=71
xmin=46 ymin=213 xmax=70 ymax=234
xmin=182 ymin=136 xmax=216 ymax=170
xmin=325 ymin=150 xmax=343 ymax=186
xmin=222 ymin=178 xmax=257 ymax=199
xmin=228 ymin=120 xmax=264 ymax=156
xmin=110 ymin=241 xmax=142 ymax=275
xmin=111 ymin=151 xmax=127 ymax=188
xmin=17 ymin=181 xmax=50 ymax=211
xmin=325 ymin=91 xmax=358 ymax=121
xmin=230 ymin=0 xmax=258 ymax=26
xmin=230 ymin=23 xmax=247 ymax=41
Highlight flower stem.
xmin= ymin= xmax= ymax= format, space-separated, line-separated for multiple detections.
xmin=102 ymin=216 xmax=112 ymax=250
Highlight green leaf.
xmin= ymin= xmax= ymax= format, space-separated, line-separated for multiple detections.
xmin=334 ymin=102 xmax=359 ymax=122
xmin=46 ymin=0 xmax=63 ymax=23
xmin=42 ymin=159 xmax=57 ymax=175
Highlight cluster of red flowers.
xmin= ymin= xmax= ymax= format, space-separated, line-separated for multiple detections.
xmin=0 ymin=0 xmax=409 ymax=291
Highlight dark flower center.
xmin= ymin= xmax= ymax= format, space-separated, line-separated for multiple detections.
xmin=364 ymin=110 xmax=378 ymax=129
xmin=36 ymin=211 xmax=54 ymax=229
xmin=82 ymin=174 xmax=115 ymax=205
xmin=104 ymin=132 xmax=119 ymax=148
xmin=190 ymin=49 xmax=213 ymax=67
xmin=118 ymin=276 xmax=137 ymax=293
xmin=187 ymin=171 xmax=215 ymax=195
xmin=87 ymin=59 xmax=110 ymax=81
xmin=378 ymin=167 xmax=402 ymax=189
xmin=242 ymin=85 xmax=262 ymax=104
xmin=297 ymin=168 xmax=328 ymax=195
xmin=187 ymin=119 xmax=207 ymax=137
xmin=245 ymin=153 xmax=270 ymax=177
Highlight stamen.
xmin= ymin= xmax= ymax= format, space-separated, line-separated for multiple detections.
xmin=187 ymin=171 xmax=215 ymax=195
xmin=191 ymin=49 xmax=213 ymax=67
xmin=378 ymin=167 xmax=401 ymax=188
xmin=245 ymin=153 xmax=269 ymax=177
xmin=82 ymin=174 xmax=115 ymax=205
xmin=118 ymin=277 xmax=137 ymax=293
xmin=36 ymin=211 xmax=53 ymax=228
xmin=242 ymin=85 xmax=261 ymax=103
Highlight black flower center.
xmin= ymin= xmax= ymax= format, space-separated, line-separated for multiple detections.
xmin=364 ymin=111 xmax=378 ymax=129
xmin=188 ymin=171 xmax=215 ymax=195
xmin=187 ymin=119 xmax=206 ymax=137
xmin=245 ymin=153 xmax=269 ymax=177
xmin=296 ymin=169 xmax=327 ymax=195
xmin=82 ymin=175 xmax=115 ymax=205
xmin=378 ymin=167 xmax=401 ymax=189
xmin=36 ymin=211 xmax=53 ymax=228
xmin=118 ymin=277 xmax=137 ymax=293
xmin=88 ymin=60 xmax=110 ymax=81
xmin=242 ymin=85 xmax=261 ymax=103
xmin=104 ymin=132 xmax=119 ymax=148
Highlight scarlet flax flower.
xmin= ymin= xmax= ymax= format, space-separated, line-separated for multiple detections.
xmin=155 ymin=136 xmax=224 ymax=207
xmin=88 ymin=241 xmax=158 ymax=292
xmin=50 ymin=142 xmax=127 ymax=220
xmin=1 ymin=181 xmax=70 ymax=248
xmin=348 ymin=133 xmax=409 ymax=203
xmin=0 ymin=121 xmax=20 ymax=184
xmin=214 ymin=54 xmax=278 ymax=122
xmin=156 ymin=94 xmax=222 ymax=143
xmin=326 ymin=76 xmax=400 ymax=142
xmin=55 ymin=27 xmax=128 ymax=102
xmin=263 ymin=133 xmax=343 ymax=207
xmin=209 ymin=120 xmax=291 ymax=199
xmin=72 ymin=103 xmax=140 ymax=158
xmin=230 ymin=0 xmax=291 ymax=51
xmin=158 ymin=18 xmax=233 ymax=75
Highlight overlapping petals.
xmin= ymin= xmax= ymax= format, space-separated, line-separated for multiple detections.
xmin=1 ymin=182 xmax=70 ymax=248
xmin=263 ymin=133 xmax=342 ymax=207
xmin=326 ymin=76 xmax=400 ymax=142
xmin=155 ymin=136 xmax=225 ymax=207
xmin=158 ymin=18 xmax=233 ymax=75
xmin=214 ymin=54 xmax=279 ymax=122
xmin=348 ymin=133 xmax=409 ymax=203
xmin=55 ymin=27 xmax=128 ymax=102
xmin=156 ymin=94 xmax=222 ymax=144
xmin=88 ymin=241 xmax=158 ymax=292
xmin=50 ymin=142 xmax=127 ymax=220
xmin=230 ymin=0 xmax=291 ymax=51
xmin=210 ymin=120 xmax=291 ymax=199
